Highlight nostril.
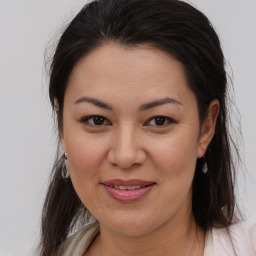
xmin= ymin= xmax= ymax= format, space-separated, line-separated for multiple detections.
xmin=107 ymin=148 xmax=146 ymax=169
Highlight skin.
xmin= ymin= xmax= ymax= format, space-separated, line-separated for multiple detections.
xmin=61 ymin=43 xmax=219 ymax=256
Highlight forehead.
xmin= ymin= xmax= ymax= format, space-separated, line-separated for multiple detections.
xmin=66 ymin=43 xmax=196 ymax=108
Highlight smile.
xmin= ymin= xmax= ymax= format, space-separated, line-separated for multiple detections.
xmin=109 ymin=185 xmax=147 ymax=190
xmin=101 ymin=179 xmax=156 ymax=203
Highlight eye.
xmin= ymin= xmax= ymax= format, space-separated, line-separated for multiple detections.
xmin=81 ymin=115 xmax=111 ymax=126
xmin=145 ymin=116 xmax=176 ymax=127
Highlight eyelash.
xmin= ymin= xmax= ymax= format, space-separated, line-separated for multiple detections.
xmin=80 ymin=115 xmax=177 ymax=127
xmin=145 ymin=116 xmax=177 ymax=127
xmin=80 ymin=115 xmax=111 ymax=126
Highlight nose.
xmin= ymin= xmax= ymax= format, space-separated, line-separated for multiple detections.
xmin=107 ymin=125 xmax=146 ymax=169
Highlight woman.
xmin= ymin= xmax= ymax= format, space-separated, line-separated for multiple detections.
xmin=38 ymin=0 xmax=256 ymax=255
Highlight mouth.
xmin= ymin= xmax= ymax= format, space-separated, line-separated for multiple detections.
xmin=101 ymin=179 xmax=156 ymax=202
xmin=106 ymin=184 xmax=153 ymax=190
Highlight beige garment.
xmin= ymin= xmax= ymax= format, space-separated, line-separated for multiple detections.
xmin=252 ymin=224 xmax=256 ymax=253
xmin=60 ymin=222 xmax=100 ymax=256
xmin=204 ymin=229 xmax=213 ymax=256
xmin=60 ymin=221 xmax=213 ymax=256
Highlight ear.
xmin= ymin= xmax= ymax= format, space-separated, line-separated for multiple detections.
xmin=54 ymin=98 xmax=59 ymax=111
xmin=54 ymin=98 xmax=66 ymax=153
xmin=197 ymin=99 xmax=220 ymax=158
xmin=61 ymin=137 xmax=66 ymax=154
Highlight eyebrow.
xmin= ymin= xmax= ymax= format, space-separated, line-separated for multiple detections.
xmin=139 ymin=97 xmax=182 ymax=111
xmin=73 ymin=96 xmax=182 ymax=111
xmin=73 ymin=96 xmax=113 ymax=110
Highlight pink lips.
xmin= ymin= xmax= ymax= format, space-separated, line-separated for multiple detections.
xmin=101 ymin=179 xmax=156 ymax=203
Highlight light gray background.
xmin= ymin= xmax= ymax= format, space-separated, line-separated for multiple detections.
xmin=0 ymin=1 xmax=255 ymax=255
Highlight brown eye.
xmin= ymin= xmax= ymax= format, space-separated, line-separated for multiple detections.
xmin=154 ymin=117 xmax=167 ymax=126
xmin=146 ymin=116 xmax=176 ymax=127
xmin=81 ymin=115 xmax=110 ymax=126
xmin=91 ymin=116 xmax=105 ymax=125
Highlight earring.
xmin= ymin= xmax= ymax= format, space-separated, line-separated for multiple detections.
xmin=202 ymin=157 xmax=208 ymax=174
xmin=62 ymin=152 xmax=70 ymax=178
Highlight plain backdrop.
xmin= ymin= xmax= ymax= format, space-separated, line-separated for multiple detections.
xmin=0 ymin=1 xmax=255 ymax=255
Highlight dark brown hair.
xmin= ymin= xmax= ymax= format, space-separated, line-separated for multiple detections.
xmin=39 ymin=0 xmax=238 ymax=255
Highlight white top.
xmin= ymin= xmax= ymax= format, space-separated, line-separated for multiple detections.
xmin=60 ymin=221 xmax=256 ymax=256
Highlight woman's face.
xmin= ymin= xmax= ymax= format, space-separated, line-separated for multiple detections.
xmin=62 ymin=44 xmax=215 ymax=236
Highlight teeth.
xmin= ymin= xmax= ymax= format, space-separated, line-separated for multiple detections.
xmin=113 ymin=185 xmax=145 ymax=190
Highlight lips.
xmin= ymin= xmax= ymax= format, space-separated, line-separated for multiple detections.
xmin=110 ymin=185 xmax=147 ymax=190
xmin=101 ymin=179 xmax=156 ymax=202
xmin=102 ymin=179 xmax=155 ymax=186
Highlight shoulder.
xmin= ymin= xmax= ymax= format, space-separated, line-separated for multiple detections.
xmin=212 ymin=221 xmax=256 ymax=256
xmin=60 ymin=222 xmax=100 ymax=256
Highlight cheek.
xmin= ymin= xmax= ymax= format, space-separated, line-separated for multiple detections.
xmin=64 ymin=135 xmax=109 ymax=210
xmin=150 ymin=131 xmax=199 ymax=203
xmin=150 ymin=132 xmax=199 ymax=176
xmin=154 ymin=135 xmax=198 ymax=204
xmin=65 ymin=134 xmax=108 ymax=183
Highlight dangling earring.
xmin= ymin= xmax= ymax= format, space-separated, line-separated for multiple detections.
xmin=62 ymin=152 xmax=70 ymax=178
xmin=202 ymin=156 xmax=208 ymax=174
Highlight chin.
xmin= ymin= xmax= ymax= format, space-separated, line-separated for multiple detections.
xmin=99 ymin=213 xmax=159 ymax=237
